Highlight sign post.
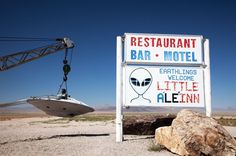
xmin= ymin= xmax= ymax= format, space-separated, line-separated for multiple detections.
xmin=116 ymin=33 xmax=211 ymax=142
xmin=204 ymin=39 xmax=211 ymax=117
xmin=116 ymin=36 xmax=123 ymax=142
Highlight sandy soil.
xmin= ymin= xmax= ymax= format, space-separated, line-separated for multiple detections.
xmin=1 ymin=116 xmax=235 ymax=156
xmin=0 ymin=117 xmax=176 ymax=156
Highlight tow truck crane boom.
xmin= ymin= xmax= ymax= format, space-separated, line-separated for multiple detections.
xmin=0 ymin=38 xmax=74 ymax=71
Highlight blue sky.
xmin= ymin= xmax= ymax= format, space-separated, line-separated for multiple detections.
xmin=0 ymin=0 xmax=235 ymax=108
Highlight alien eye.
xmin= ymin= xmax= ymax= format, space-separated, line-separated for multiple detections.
xmin=141 ymin=78 xmax=151 ymax=86
xmin=130 ymin=78 xmax=140 ymax=86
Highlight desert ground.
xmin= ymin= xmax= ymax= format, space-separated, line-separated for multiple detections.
xmin=0 ymin=111 xmax=236 ymax=156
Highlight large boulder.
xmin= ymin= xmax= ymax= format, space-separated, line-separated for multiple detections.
xmin=155 ymin=109 xmax=236 ymax=156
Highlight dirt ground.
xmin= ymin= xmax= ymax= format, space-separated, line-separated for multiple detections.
xmin=0 ymin=116 xmax=177 ymax=156
xmin=0 ymin=113 xmax=235 ymax=156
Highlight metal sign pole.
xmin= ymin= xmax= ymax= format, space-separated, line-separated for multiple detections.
xmin=204 ymin=39 xmax=212 ymax=117
xmin=116 ymin=36 xmax=123 ymax=142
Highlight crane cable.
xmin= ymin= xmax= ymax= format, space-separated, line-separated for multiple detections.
xmin=0 ymin=37 xmax=59 ymax=42
xmin=57 ymin=48 xmax=74 ymax=98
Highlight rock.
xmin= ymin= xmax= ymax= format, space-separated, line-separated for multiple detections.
xmin=124 ymin=115 xmax=175 ymax=135
xmin=155 ymin=109 xmax=236 ymax=156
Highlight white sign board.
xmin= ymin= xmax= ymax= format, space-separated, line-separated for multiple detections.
xmin=124 ymin=66 xmax=205 ymax=107
xmin=125 ymin=33 xmax=203 ymax=64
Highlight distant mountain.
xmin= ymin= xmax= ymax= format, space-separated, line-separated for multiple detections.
xmin=0 ymin=104 xmax=42 ymax=113
xmin=94 ymin=105 xmax=236 ymax=116
xmin=213 ymin=106 xmax=236 ymax=112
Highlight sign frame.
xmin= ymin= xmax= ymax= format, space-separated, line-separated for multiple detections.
xmin=116 ymin=33 xmax=211 ymax=142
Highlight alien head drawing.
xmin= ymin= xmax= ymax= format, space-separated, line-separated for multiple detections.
xmin=129 ymin=68 xmax=152 ymax=103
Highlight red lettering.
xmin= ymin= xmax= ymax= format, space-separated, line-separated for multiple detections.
xmin=144 ymin=37 xmax=149 ymax=47
xmin=184 ymin=39 xmax=190 ymax=48
xmin=163 ymin=38 xmax=169 ymax=47
xmin=150 ymin=37 xmax=155 ymax=47
xmin=177 ymin=39 xmax=183 ymax=48
xmin=131 ymin=37 xmax=136 ymax=46
xmin=179 ymin=93 xmax=199 ymax=103
xmin=138 ymin=37 xmax=142 ymax=46
xmin=157 ymin=82 xmax=163 ymax=90
xmin=179 ymin=81 xmax=184 ymax=91
xmin=192 ymin=82 xmax=198 ymax=91
xmin=172 ymin=81 xmax=177 ymax=91
xmin=191 ymin=39 xmax=196 ymax=48
xmin=185 ymin=82 xmax=192 ymax=91
xmin=130 ymin=36 xmax=197 ymax=48
xmin=170 ymin=38 xmax=176 ymax=48
xmin=186 ymin=94 xmax=192 ymax=103
xmin=165 ymin=81 xmax=170 ymax=91
xmin=156 ymin=38 xmax=162 ymax=47
xmin=180 ymin=94 xmax=185 ymax=103
xmin=194 ymin=94 xmax=199 ymax=103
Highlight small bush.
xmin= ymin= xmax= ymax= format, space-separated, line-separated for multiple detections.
xmin=215 ymin=118 xmax=236 ymax=126
xmin=148 ymin=141 xmax=166 ymax=152
xmin=68 ymin=114 xmax=115 ymax=122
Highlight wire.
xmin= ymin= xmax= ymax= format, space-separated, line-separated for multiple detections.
xmin=67 ymin=48 xmax=74 ymax=96
xmin=65 ymin=81 xmax=68 ymax=95
xmin=57 ymin=81 xmax=65 ymax=95
xmin=64 ymin=48 xmax=68 ymax=60
xmin=0 ymin=37 xmax=59 ymax=42
xmin=69 ymin=47 xmax=74 ymax=65
xmin=0 ymin=40 xmax=53 ymax=42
